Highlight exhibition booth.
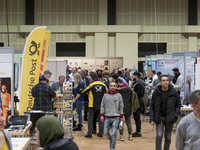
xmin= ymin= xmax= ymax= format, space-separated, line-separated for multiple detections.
xmin=144 ymin=50 xmax=200 ymax=105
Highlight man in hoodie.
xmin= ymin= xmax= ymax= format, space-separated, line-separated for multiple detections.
xmin=116 ymin=79 xmax=132 ymax=141
xmin=131 ymin=72 xmax=146 ymax=137
xmin=100 ymin=81 xmax=124 ymax=150
xmin=150 ymin=75 xmax=181 ymax=150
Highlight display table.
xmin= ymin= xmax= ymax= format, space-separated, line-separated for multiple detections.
xmin=180 ymin=106 xmax=194 ymax=115
xmin=7 ymin=121 xmax=32 ymax=137
xmin=11 ymin=138 xmax=31 ymax=150
xmin=180 ymin=107 xmax=194 ymax=111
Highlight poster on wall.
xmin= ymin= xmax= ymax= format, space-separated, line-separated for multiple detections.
xmin=104 ymin=60 xmax=109 ymax=66
xmin=0 ymin=63 xmax=12 ymax=77
xmin=0 ymin=48 xmax=14 ymax=127
xmin=156 ymin=59 xmax=179 ymax=76
xmin=184 ymin=54 xmax=197 ymax=104
xmin=195 ymin=57 xmax=200 ymax=90
xmin=143 ymin=63 xmax=147 ymax=74
xmin=151 ymin=60 xmax=157 ymax=72
xmin=173 ymin=56 xmax=184 ymax=77
xmin=0 ymin=78 xmax=11 ymax=127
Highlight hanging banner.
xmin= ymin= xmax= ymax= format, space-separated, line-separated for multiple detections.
xmin=39 ymin=31 xmax=51 ymax=76
xmin=20 ymin=26 xmax=46 ymax=115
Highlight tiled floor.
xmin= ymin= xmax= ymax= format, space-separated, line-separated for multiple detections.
xmin=73 ymin=115 xmax=177 ymax=150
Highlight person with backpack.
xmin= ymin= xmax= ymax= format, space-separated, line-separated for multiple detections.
xmin=116 ymin=79 xmax=133 ymax=141
xmin=131 ymin=72 xmax=146 ymax=137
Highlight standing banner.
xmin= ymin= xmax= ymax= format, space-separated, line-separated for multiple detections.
xmin=39 ymin=31 xmax=51 ymax=76
xmin=20 ymin=26 xmax=46 ymax=115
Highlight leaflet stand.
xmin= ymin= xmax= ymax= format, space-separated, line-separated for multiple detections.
xmin=62 ymin=82 xmax=73 ymax=139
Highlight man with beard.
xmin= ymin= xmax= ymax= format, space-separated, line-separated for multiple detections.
xmin=150 ymin=75 xmax=181 ymax=150
xmin=116 ymin=79 xmax=132 ymax=141
xmin=131 ymin=72 xmax=146 ymax=137
xmin=171 ymin=68 xmax=184 ymax=95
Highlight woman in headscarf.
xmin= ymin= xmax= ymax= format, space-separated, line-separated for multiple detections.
xmin=35 ymin=116 xmax=78 ymax=150
xmin=0 ymin=105 xmax=13 ymax=150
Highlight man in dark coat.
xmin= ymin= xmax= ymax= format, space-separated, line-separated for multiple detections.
xmin=116 ymin=79 xmax=132 ymax=141
xmin=131 ymin=72 xmax=146 ymax=137
xmin=150 ymin=75 xmax=181 ymax=150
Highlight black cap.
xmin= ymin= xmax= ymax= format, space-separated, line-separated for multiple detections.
xmin=133 ymin=72 xmax=141 ymax=77
xmin=39 ymin=76 xmax=47 ymax=81
xmin=172 ymin=68 xmax=179 ymax=72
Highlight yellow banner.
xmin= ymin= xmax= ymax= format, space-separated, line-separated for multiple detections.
xmin=39 ymin=31 xmax=51 ymax=76
xmin=20 ymin=26 xmax=46 ymax=115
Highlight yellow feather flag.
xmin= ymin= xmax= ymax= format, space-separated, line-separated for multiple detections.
xmin=39 ymin=31 xmax=51 ymax=76
xmin=20 ymin=26 xmax=46 ymax=115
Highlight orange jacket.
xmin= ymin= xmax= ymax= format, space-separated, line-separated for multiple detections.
xmin=1 ymin=92 xmax=11 ymax=107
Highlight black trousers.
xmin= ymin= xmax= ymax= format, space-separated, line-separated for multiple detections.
xmin=133 ymin=104 xmax=143 ymax=133
xmin=84 ymin=96 xmax=88 ymax=119
xmin=88 ymin=107 xmax=104 ymax=136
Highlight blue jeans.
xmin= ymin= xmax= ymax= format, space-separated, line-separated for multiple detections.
xmin=73 ymin=100 xmax=84 ymax=125
xmin=104 ymin=117 xmax=120 ymax=150
xmin=156 ymin=117 xmax=174 ymax=150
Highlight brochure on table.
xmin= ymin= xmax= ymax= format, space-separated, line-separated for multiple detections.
xmin=11 ymin=138 xmax=30 ymax=150
xmin=0 ymin=48 xmax=14 ymax=122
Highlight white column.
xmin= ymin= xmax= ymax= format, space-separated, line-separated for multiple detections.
xmin=86 ymin=33 xmax=94 ymax=57
xmin=116 ymin=33 xmax=138 ymax=69
xmin=99 ymin=0 xmax=107 ymax=25
xmin=94 ymin=33 xmax=108 ymax=57
xmin=188 ymin=33 xmax=197 ymax=51
xmin=108 ymin=35 xmax=115 ymax=57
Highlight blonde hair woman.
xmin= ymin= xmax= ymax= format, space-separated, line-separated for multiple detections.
xmin=72 ymin=73 xmax=85 ymax=131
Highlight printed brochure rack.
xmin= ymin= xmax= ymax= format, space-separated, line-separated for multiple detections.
xmin=62 ymin=82 xmax=73 ymax=139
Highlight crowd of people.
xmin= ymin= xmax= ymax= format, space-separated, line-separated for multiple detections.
xmin=1 ymin=65 xmax=200 ymax=150
xmin=31 ymin=66 xmax=199 ymax=150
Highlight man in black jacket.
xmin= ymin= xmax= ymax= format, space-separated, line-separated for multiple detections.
xmin=131 ymin=72 xmax=146 ymax=137
xmin=150 ymin=75 xmax=181 ymax=150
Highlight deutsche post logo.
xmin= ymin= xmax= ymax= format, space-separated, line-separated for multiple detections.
xmin=29 ymin=41 xmax=40 ymax=56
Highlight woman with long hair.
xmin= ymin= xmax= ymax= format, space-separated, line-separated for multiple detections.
xmin=72 ymin=73 xmax=85 ymax=131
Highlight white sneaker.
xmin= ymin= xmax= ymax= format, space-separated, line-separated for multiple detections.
xmin=128 ymin=134 xmax=133 ymax=141
xmin=119 ymin=135 xmax=125 ymax=141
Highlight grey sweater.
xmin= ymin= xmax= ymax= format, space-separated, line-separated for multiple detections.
xmin=175 ymin=112 xmax=200 ymax=150
xmin=100 ymin=91 xmax=124 ymax=117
